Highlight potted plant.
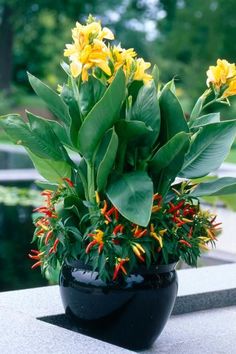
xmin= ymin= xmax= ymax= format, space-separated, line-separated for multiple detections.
xmin=1 ymin=16 xmax=236 ymax=350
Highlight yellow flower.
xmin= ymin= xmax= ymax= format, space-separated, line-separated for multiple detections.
xmin=222 ymin=79 xmax=236 ymax=98
xmin=109 ymin=45 xmax=152 ymax=84
xmin=206 ymin=59 xmax=236 ymax=89
xmin=133 ymin=58 xmax=152 ymax=84
xmin=64 ymin=18 xmax=114 ymax=80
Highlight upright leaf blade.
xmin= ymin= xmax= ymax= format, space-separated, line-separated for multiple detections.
xmin=78 ymin=69 xmax=126 ymax=160
xmin=106 ymin=171 xmax=153 ymax=227
xmin=28 ymin=72 xmax=71 ymax=124
xmin=149 ymin=132 xmax=190 ymax=175
xmin=149 ymin=132 xmax=190 ymax=195
xmin=79 ymin=76 xmax=106 ymax=117
xmin=159 ymin=87 xmax=189 ymax=145
xmin=131 ymin=80 xmax=160 ymax=147
xmin=96 ymin=128 xmax=118 ymax=191
xmin=180 ymin=120 xmax=236 ymax=178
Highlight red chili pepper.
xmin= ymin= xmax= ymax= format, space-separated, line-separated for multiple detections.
xmin=28 ymin=254 xmax=40 ymax=260
xmin=98 ymin=243 xmax=104 ymax=254
xmin=168 ymin=200 xmax=185 ymax=214
xmin=113 ymin=224 xmax=124 ymax=235
xmin=41 ymin=190 xmax=52 ymax=197
xmin=85 ymin=240 xmax=97 ymax=254
xmin=30 ymin=249 xmax=40 ymax=255
xmin=188 ymin=227 xmax=193 ymax=238
xmin=106 ymin=207 xmax=116 ymax=216
xmin=53 ymin=238 xmax=59 ymax=253
xmin=62 ymin=177 xmax=74 ymax=187
xmin=179 ymin=240 xmax=192 ymax=248
xmin=134 ymin=229 xmax=147 ymax=238
xmin=113 ymin=264 xmax=121 ymax=281
xmin=31 ymin=261 xmax=43 ymax=269
xmin=45 ymin=230 xmax=53 ymax=245
xmin=114 ymin=208 xmax=119 ymax=221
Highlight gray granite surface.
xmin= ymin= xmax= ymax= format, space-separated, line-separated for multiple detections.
xmin=0 ymin=264 xmax=236 ymax=354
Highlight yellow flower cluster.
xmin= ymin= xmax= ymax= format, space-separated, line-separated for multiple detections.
xmin=64 ymin=17 xmax=152 ymax=84
xmin=206 ymin=59 xmax=236 ymax=98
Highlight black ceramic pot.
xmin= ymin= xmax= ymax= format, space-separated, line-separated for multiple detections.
xmin=59 ymin=261 xmax=178 ymax=351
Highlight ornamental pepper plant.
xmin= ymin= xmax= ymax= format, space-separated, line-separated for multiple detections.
xmin=2 ymin=17 xmax=236 ymax=282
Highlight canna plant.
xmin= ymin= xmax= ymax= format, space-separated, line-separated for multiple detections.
xmin=1 ymin=17 xmax=236 ymax=282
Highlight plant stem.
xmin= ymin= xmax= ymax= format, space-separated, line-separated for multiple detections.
xmin=86 ymin=160 xmax=97 ymax=222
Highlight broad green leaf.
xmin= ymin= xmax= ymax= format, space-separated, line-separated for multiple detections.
xmin=159 ymin=87 xmax=189 ymax=145
xmin=79 ymin=76 xmax=106 ymax=117
xmin=26 ymin=111 xmax=71 ymax=162
xmin=180 ymin=120 xmax=236 ymax=178
xmin=28 ymin=72 xmax=71 ymax=124
xmin=190 ymin=113 xmax=220 ymax=128
xmin=77 ymin=69 xmax=126 ymax=160
xmin=115 ymin=120 xmax=152 ymax=142
xmin=190 ymin=177 xmax=236 ymax=197
xmin=96 ymin=128 xmax=118 ymax=191
xmin=149 ymin=132 xmax=190 ymax=174
xmin=27 ymin=150 xmax=72 ymax=183
xmin=131 ymin=80 xmax=160 ymax=147
xmin=0 ymin=114 xmax=70 ymax=162
xmin=106 ymin=171 xmax=153 ymax=227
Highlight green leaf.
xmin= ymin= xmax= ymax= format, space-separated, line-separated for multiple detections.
xmin=96 ymin=128 xmax=118 ymax=191
xmin=0 ymin=113 xmax=71 ymax=162
xmin=27 ymin=72 xmax=71 ymax=124
xmin=180 ymin=120 xmax=236 ymax=178
xmin=190 ymin=113 xmax=220 ymax=128
xmin=27 ymin=150 xmax=72 ymax=183
xmin=115 ymin=120 xmax=152 ymax=142
xmin=47 ymin=120 xmax=72 ymax=147
xmin=149 ymin=132 xmax=190 ymax=174
xmin=26 ymin=111 xmax=71 ymax=162
xmin=106 ymin=171 xmax=153 ymax=227
xmin=152 ymin=65 xmax=159 ymax=89
xmin=149 ymin=132 xmax=190 ymax=195
xmin=35 ymin=180 xmax=58 ymax=191
xmin=190 ymin=177 xmax=236 ymax=197
xmin=60 ymin=84 xmax=82 ymax=145
xmin=189 ymin=90 xmax=210 ymax=121
xmin=79 ymin=76 xmax=106 ymax=117
xmin=159 ymin=87 xmax=189 ymax=145
xmin=131 ymin=80 xmax=160 ymax=147
xmin=128 ymin=80 xmax=144 ymax=104
xmin=78 ymin=69 xmax=126 ymax=160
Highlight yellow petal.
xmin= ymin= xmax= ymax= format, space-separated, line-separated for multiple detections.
xmin=70 ymin=61 xmax=82 ymax=78
xmin=96 ymin=60 xmax=111 ymax=76
xmin=101 ymin=27 xmax=114 ymax=40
